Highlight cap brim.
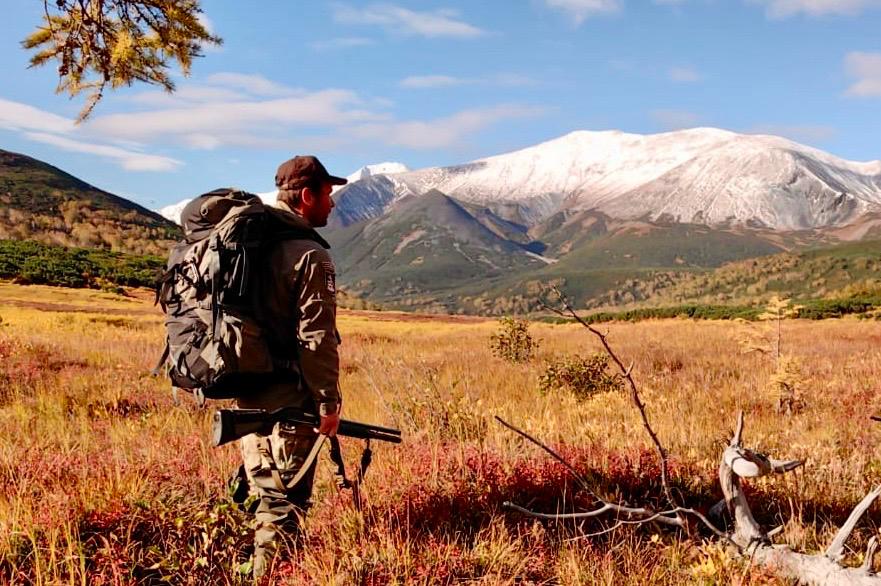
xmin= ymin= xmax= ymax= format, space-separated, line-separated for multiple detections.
xmin=328 ymin=175 xmax=348 ymax=186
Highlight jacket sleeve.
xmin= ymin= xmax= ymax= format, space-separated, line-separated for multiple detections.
xmin=293 ymin=247 xmax=340 ymax=416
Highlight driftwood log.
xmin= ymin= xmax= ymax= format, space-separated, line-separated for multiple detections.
xmin=720 ymin=412 xmax=881 ymax=585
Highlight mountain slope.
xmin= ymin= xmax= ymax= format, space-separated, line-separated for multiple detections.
xmin=0 ymin=149 xmax=179 ymax=255
xmin=589 ymin=237 xmax=881 ymax=310
xmin=332 ymin=128 xmax=881 ymax=230
xmin=326 ymin=190 xmax=547 ymax=308
xmin=325 ymin=188 xmax=803 ymax=314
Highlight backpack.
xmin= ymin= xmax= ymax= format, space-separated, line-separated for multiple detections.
xmin=154 ymin=188 xmax=328 ymax=402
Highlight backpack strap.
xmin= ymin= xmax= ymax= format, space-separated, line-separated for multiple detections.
xmin=269 ymin=228 xmax=330 ymax=250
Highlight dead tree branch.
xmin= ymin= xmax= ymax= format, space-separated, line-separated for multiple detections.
xmin=495 ymin=417 xmax=734 ymax=545
xmin=720 ymin=411 xmax=881 ymax=585
xmin=494 ymin=415 xmax=598 ymax=499
xmin=540 ymin=286 xmax=678 ymax=514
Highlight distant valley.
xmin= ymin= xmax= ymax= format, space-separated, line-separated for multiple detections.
xmin=4 ymin=127 xmax=881 ymax=314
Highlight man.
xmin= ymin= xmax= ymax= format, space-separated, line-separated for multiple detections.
xmin=236 ymin=155 xmax=347 ymax=577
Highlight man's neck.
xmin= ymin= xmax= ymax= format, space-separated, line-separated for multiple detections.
xmin=276 ymin=200 xmax=313 ymax=227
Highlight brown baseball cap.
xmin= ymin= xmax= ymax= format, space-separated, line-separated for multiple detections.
xmin=275 ymin=155 xmax=347 ymax=190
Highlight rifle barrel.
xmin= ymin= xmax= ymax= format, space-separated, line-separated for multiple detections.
xmin=212 ymin=408 xmax=402 ymax=446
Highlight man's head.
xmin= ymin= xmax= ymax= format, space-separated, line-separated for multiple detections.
xmin=275 ymin=155 xmax=347 ymax=227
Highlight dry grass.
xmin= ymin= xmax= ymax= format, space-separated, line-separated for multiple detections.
xmin=1 ymin=282 xmax=880 ymax=584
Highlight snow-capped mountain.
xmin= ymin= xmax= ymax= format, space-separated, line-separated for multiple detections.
xmin=334 ymin=128 xmax=881 ymax=230
xmin=158 ymin=198 xmax=192 ymax=225
xmin=345 ymin=162 xmax=409 ymax=183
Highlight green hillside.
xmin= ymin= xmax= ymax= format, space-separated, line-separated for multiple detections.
xmin=327 ymin=190 xmax=546 ymax=309
xmin=327 ymin=196 xmax=806 ymax=314
xmin=0 ymin=239 xmax=164 ymax=290
xmin=0 ymin=149 xmax=180 ymax=255
xmin=590 ymin=238 xmax=881 ymax=310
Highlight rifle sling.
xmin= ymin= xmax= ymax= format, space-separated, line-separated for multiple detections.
xmin=150 ymin=342 xmax=170 ymax=377
xmin=270 ymin=433 xmax=328 ymax=493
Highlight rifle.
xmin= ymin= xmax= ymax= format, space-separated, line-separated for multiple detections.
xmin=212 ymin=407 xmax=402 ymax=446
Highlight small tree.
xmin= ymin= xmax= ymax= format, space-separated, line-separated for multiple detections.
xmin=489 ymin=317 xmax=538 ymax=363
xmin=737 ymin=296 xmax=806 ymax=413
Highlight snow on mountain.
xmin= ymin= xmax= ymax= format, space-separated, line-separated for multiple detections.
xmin=158 ymin=198 xmax=191 ymax=225
xmin=334 ymin=128 xmax=881 ymax=230
xmin=345 ymin=162 xmax=409 ymax=183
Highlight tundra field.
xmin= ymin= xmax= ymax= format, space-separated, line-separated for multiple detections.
xmin=2 ymin=283 xmax=881 ymax=585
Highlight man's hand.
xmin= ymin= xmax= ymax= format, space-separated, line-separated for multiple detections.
xmin=317 ymin=411 xmax=340 ymax=437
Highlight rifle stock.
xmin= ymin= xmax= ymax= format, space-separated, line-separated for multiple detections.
xmin=212 ymin=407 xmax=403 ymax=446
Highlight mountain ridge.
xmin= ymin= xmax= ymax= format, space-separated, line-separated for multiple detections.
xmin=332 ymin=128 xmax=881 ymax=231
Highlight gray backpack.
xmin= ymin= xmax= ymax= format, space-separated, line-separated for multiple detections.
xmin=154 ymin=188 xmax=327 ymax=401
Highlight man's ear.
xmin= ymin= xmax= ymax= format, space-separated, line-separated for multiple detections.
xmin=300 ymin=186 xmax=316 ymax=206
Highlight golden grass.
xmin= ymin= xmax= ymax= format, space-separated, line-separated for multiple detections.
xmin=1 ymin=283 xmax=880 ymax=584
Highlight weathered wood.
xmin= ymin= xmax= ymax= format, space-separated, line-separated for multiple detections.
xmin=826 ymin=487 xmax=881 ymax=562
xmin=721 ymin=411 xmax=881 ymax=585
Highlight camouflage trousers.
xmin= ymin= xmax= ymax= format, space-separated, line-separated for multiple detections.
xmin=237 ymin=384 xmax=320 ymax=578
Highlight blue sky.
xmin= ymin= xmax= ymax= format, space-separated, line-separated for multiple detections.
xmin=0 ymin=0 xmax=879 ymax=209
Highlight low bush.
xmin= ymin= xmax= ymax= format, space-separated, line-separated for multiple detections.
xmin=538 ymin=353 xmax=623 ymax=400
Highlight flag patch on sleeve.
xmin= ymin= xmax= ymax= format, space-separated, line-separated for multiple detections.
xmin=322 ymin=261 xmax=336 ymax=294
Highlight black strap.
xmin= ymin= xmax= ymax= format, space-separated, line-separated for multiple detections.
xmin=268 ymin=228 xmax=330 ymax=250
xmin=329 ymin=436 xmax=350 ymax=490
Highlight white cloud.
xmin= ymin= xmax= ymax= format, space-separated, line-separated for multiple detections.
xmin=86 ymin=90 xmax=386 ymax=146
xmin=333 ymin=4 xmax=486 ymax=38
xmin=400 ymin=73 xmax=537 ymax=89
xmin=750 ymin=0 xmax=881 ymax=17
xmin=196 ymin=13 xmax=223 ymax=53
xmin=492 ymin=73 xmax=537 ymax=87
xmin=1 ymin=69 xmax=546 ymax=170
xmin=650 ymin=109 xmax=703 ymax=129
xmin=545 ymin=0 xmax=621 ymax=24
xmin=0 ymin=98 xmax=75 ymax=134
xmin=204 ymin=73 xmax=297 ymax=96
xmin=129 ymin=86 xmax=250 ymax=106
xmin=668 ymin=66 xmax=701 ymax=83
xmin=198 ymin=13 xmax=217 ymax=35
xmin=350 ymin=104 xmax=546 ymax=149
xmin=126 ymin=72 xmax=302 ymax=108
xmin=400 ymin=75 xmax=469 ymax=88
xmin=311 ymin=37 xmax=376 ymax=51
xmin=746 ymin=124 xmax=837 ymax=143
xmin=844 ymin=51 xmax=881 ymax=97
xmin=23 ymin=132 xmax=182 ymax=171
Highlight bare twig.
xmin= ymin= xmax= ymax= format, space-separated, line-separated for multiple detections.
xmin=494 ymin=416 xmax=598 ymax=498
xmin=495 ymin=416 xmax=735 ymax=547
xmin=504 ymin=500 xmax=736 ymax=545
xmin=503 ymin=500 xmax=684 ymax=527
xmin=541 ymin=286 xmax=679 ymax=515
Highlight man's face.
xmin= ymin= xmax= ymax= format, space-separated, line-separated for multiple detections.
xmin=303 ymin=181 xmax=335 ymax=227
